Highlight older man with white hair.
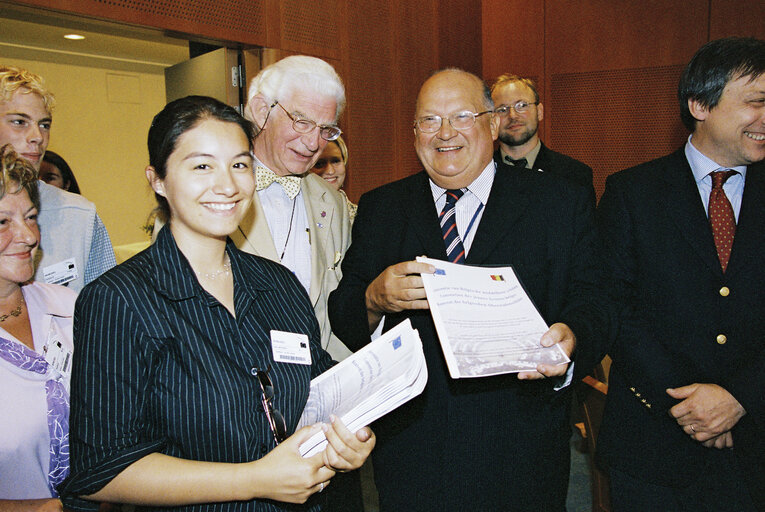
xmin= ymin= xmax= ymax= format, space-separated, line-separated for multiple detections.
xmin=233 ymin=56 xmax=353 ymax=362
xmin=232 ymin=54 xmax=360 ymax=512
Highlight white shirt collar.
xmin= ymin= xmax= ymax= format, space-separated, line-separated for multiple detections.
xmin=429 ymin=160 xmax=496 ymax=204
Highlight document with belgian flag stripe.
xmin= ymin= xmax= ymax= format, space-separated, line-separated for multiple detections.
xmin=417 ymin=256 xmax=569 ymax=379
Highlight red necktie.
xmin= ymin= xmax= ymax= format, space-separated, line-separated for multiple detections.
xmin=708 ymin=170 xmax=737 ymax=272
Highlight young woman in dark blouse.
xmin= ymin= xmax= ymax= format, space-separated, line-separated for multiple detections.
xmin=61 ymin=96 xmax=374 ymax=511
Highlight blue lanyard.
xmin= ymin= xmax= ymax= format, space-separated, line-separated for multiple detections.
xmin=463 ymin=201 xmax=484 ymax=242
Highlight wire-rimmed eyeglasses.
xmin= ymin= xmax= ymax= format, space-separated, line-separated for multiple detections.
xmin=414 ymin=110 xmax=493 ymax=133
xmin=256 ymin=366 xmax=287 ymax=445
xmin=272 ymin=101 xmax=342 ymax=141
xmin=494 ymin=100 xmax=539 ymax=116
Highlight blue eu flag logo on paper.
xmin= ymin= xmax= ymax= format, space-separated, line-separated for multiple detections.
xmin=434 ymin=268 xmax=446 ymax=275
xmin=392 ymin=336 xmax=402 ymax=350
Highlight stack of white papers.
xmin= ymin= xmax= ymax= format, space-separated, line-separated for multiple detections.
xmin=417 ymin=256 xmax=569 ymax=379
xmin=297 ymin=319 xmax=427 ymax=457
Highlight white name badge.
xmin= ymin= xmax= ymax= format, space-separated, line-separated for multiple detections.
xmin=270 ymin=330 xmax=311 ymax=365
xmin=42 ymin=257 xmax=78 ymax=286
xmin=43 ymin=330 xmax=72 ymax=377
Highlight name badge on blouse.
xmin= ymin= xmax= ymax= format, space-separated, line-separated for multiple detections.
xmin=42 ymin=257 xmax=78 ymax=286
xmin=43 ymin=331 xmax=72 ymax=376
xmin=270 ymin=330 xmax=311 ymax=365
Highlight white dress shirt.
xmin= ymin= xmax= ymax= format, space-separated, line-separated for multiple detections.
xmin=429 ymin=160 xmax=496 ymax=255
xmin=255 ymin=158 xmax=312 ymax=296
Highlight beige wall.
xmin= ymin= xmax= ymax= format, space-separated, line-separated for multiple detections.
xmin=2 ymin=55 xmax=165 ymax=248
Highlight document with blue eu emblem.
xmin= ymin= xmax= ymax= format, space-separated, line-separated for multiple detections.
xmin=417 ymin=256 xmax=569 ymax=379
xmin=297 ymin=319 xmax=427 ymax=457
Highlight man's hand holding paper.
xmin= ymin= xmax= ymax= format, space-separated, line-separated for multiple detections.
xmin=416 ymin=256 xmax=570 ymax=378
xmin=364 ymin=260 xmax=435 ymax=330
xmin=517 ymin=322 xmax=576 ymax=380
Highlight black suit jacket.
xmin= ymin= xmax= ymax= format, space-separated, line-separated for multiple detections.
xmin=596 ymin=148 xmax=765 ymax=502
xmin=328 ymin=163 xmax=609 ymax=511
xmin=494 ymin=143 xmax=596 ymax=205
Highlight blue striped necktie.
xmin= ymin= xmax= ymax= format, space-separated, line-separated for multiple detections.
xmin=440 ymin=189 xmax=466 ymax=263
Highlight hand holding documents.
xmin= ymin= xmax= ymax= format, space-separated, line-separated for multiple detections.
xmin=417 ymin=256 xmax=570 ymax=378
xmin=297 ymin=319 xmax=427 ymax=457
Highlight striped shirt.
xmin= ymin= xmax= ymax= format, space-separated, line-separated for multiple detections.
xmin=61 ymin=226 xmax=333 ymax=511
xmin=430 ymin=160 xmax=496 ymax=255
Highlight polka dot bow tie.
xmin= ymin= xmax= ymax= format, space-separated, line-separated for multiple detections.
xmin=256 ymin=166 xmax=302 ymax=200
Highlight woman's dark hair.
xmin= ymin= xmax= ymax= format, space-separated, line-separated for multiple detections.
xmin=0 ymin=144 xmax=40 ymax=209
xmin=42 ymin=150 xmax=80 ymax=194
xmin=147 ymin=96 xmax=255 ymax=220
xmin=678 ymin=37 xmax=765 ymax=131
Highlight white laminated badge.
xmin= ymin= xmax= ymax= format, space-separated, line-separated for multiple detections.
xmin=270 ymin=330 xmax=311 ymax=365
xmin=43 ymin=330 xmax=72 ymax=377
xmin=42 ymin=257 xmax=78 ymax=286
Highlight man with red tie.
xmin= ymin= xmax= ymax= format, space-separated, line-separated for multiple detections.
xmin=596 ymin=37 xmax=765 ymax=511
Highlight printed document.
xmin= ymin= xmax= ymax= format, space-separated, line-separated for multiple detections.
xmin=417 ymin=256 xmax=569 ymax=378
xmin=298 ymin=319 xmax=427 ymax=456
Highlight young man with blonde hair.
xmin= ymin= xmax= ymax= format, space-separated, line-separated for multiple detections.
xmin=0 ymin=66 xmax=115 ymax=292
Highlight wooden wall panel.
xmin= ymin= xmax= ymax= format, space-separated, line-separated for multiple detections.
xmin=8 ymin=0 xmax=449 ymax=200
xmin=549 ymin=65 xmax=688 ymax=198
xmin=482 ymin=0 xmax=544 ymax=82
xmin=437 ymin=0 xmax=482 ymax=76
xmin=481 ymin=0 xmax=759 ymax=200
xmin=545 ymin=0 xmax=708 ymax=74
xmin=710 ymin=0 xmax=765 ymax=39
xmin=341 ymin=1 xmax=396 ymax=201
xmin=392 ymin=0 xmax=439 ymax=186
xmin=14 ymin=0 xmax=268 ymax=46
xmin=339 ymin=0 xmax=441 ymax=201
xmin=279 ymin=0 xmax=341 ymax=60
xmin=482 ymin=0 xmax=547 ymax=142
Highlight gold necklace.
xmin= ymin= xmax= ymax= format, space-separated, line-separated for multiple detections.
xmin=0 ymin=294 xmax=24 ymax=322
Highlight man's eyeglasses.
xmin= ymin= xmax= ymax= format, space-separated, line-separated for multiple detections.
xmin=494 ymin=100 xmax=539 ymax=117
xmin=272 ymin=101 xmax=342 ymax=141
xmin=256 ymin=366 xmax=287 ymax=445
xmin=414 ymin=110 xmax=493 ymax=133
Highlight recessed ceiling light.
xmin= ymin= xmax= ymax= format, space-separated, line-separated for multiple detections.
xmin=64 ymin=34 xmax=85 ymax=40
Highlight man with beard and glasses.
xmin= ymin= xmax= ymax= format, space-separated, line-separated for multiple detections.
xmin=491 ymin=74 xmax=595 ymax=205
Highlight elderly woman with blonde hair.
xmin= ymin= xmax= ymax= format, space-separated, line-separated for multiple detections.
xmin=0 ymin=144 xmax=77 ymax=512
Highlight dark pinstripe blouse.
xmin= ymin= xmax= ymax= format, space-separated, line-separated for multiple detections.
xmin=61 ymin=227 xmax=333 ymax=511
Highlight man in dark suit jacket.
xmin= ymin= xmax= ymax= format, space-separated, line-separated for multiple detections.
xmin=490 ymin=74 xmax=595 ymax=204
xmin=597 ymin=37 xmax=765 ymax=511
xmin=328 ymin=69 xmax=609 ymax=510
